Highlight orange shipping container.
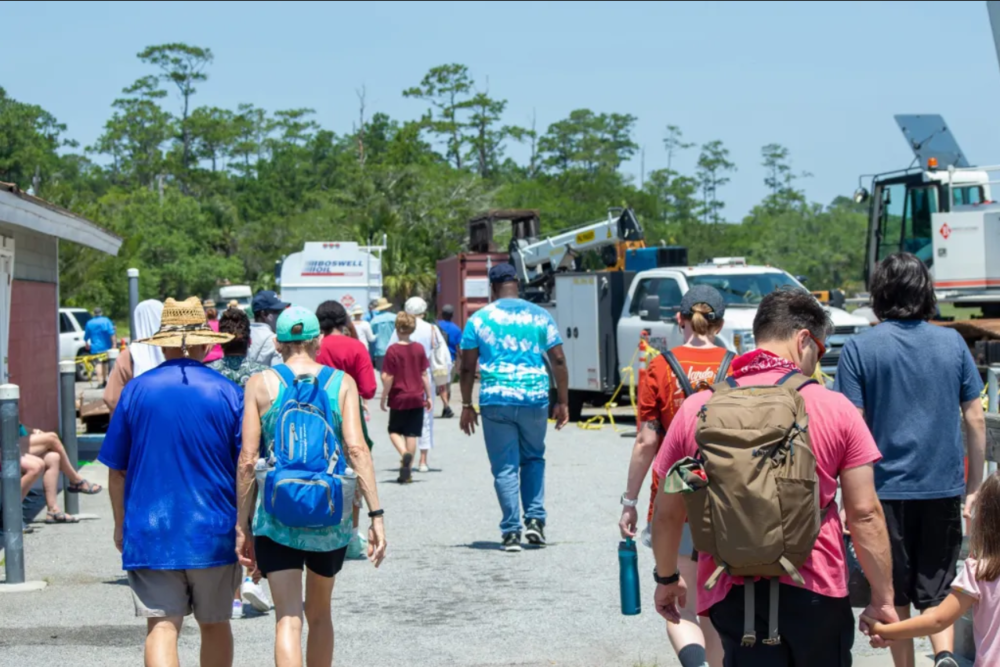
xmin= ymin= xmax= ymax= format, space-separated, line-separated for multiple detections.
xmin=436 ymin=253 xmax=510 ymax=331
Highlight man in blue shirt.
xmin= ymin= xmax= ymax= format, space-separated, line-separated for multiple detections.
xmin=436 ymin=304 xmax=462 ymax=419
xmin=369 ymin=297 xmax=396 ymax=372
xmin=84 ymin=307 xmax=116 ymax=387
xmin=459 ymin=263 xmax=569 ymax=552
xmin=834 ymin=253 xmax=986 ymax=667
xmin=99 ymin=296 xmax=242 ymax=667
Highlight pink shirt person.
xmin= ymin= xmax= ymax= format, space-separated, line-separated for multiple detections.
xmin=652 ymin=367 xmax=882 ymax=616
xmin=952 ymin=559 xmax=1000 ymax=667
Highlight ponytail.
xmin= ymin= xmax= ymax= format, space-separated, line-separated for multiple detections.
xmin=687 ymin=303 xmax=722 ymax=336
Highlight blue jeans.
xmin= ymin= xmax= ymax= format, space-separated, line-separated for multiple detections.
xmin=480 ymin=405 xmax=548 ymax=535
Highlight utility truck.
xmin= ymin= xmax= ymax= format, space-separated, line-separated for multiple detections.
xmin=276 ymin=237 xmax=387 ymax=315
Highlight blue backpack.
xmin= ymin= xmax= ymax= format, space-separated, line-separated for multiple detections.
xmin=263 ymin=365 xmax=355 ymax=529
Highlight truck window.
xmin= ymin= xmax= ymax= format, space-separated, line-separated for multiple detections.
xmin=953 ymin=185 xmax=983 ymax=207
xmin=687 ymin=273 xmax=801 ymax=305
xmin=876 ymin=182 xmax=907 ymax=261
xmin=629 ymin=277 xmax=683 ymax=317
xmin=60 ymin=313 xmax=75 ymax=333
xmin=903 ymin=186 xmax=937 ymax=263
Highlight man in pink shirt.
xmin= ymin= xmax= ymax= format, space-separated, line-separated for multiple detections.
xmin=651 ymin=288 xmax=899 ymax=667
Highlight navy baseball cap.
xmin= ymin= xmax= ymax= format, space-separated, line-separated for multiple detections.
xmin=252 ymin=290 xmax=290 ymax=314
xmin=488 ymin=263 xmax=518 ymax=284
xmin=680 ymin=285 xmax=726 ymax=319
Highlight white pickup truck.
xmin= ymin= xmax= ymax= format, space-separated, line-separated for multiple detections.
xmin=616 ymin=260 xmax=870 ymax=381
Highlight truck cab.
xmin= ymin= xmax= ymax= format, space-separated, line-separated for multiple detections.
xmin=616 ymin=259 xmax=870 ymax=381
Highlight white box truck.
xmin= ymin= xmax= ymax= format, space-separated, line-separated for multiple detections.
xmin=277 ymin=239 xmax=387 ymax=315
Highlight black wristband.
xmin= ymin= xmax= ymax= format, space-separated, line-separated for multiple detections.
xmin=653 ymin=568 xmax=680 ymax=585
xmin=368 ymin=509 xmax=384 ymax=519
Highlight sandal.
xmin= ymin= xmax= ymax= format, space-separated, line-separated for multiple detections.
xmin=68 ymin=479 xmax=103 ymax=494
xmin=45 ymin=511 xmax=79 ymax=524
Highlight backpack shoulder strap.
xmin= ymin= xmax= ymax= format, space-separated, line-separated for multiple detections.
xmin=663 ymin=351 xmax=696 ymax=398
xmin=317 ymin=366 xmax=335 ymax=390
xmin=716 ymin=351 xmax=735 ymax=381
xmin=776 ymin=370 xmax=819 ymax=392
xmin=273 ymin=364 xmax=295 ymax=388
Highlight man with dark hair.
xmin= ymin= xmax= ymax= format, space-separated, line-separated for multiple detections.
xmin=835 ymin=252 xmax=985 ymax=667
xmin=459 ymin=263 xmax=570 ymax=552
xmin=653 ymin=287 xmax=897 ymax=667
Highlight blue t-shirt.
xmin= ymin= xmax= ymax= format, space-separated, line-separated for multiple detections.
xmin=437 ymin=319 xmax=462 ymax=360
xmin=98 ymin=358 xmax=244 ymax=570
xmin=370 ymin=311 xmax=396 ymax=357
xmin=834 ymin=320 xmax=983 ymax=500
xmin=460 ymin=299 xmax=562 ymax=407
xmin=84 ymin=316 xmax=115 ymax=353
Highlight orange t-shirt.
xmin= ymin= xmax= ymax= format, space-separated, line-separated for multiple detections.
xmin=638 ymin=345 xmax=732 ymax=522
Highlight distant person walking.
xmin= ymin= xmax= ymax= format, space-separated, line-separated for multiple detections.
xmin=459 ymin=263 xmax=569 ymax=552
xmin=652 ymin=288 xmax=897 ymax=667
xmin=834 ymin=252 xmax=986 ymax=667
xmin=98 ymin=297 xmax=242 ymax=667
xmin=207 ymin=306 xmax=274 ymax=619
xmin=389 ymin=297 xmax=447 ymax=471
xmin=352 ymin=305 xmax=376 ymax=353
xmin=369 ymin=298 xmax=396 ymax=372
xmin=437 ymin=304 xmax=462 ymax=419
xmin=381 ymin=312 xmax=433 ymax=483
xmin=618 ymin=285 xmax=731 ymax=667
xmin=202 ymin=299 xmax=224 ymax=364
xmin=104 ymin=300 xmax=165 ymax=414
xmin=236 ymin=307 xmax=386 ymax=667
xmin=247 ymin=291 xmax=289 ymax=368
xmin=84 ymin=306 xmax=116 ymax=387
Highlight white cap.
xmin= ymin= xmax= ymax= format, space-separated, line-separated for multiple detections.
xmin=127 ymin=268 xmax=139 ymax=278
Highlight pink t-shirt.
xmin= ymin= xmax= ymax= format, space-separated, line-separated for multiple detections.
xmin=652 ymin=369 xmax=882 ymax=616
xmin=953 ymin=558 xmax=1000 ymax=667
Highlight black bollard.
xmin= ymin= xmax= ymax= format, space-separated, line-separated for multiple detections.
xmin=1 ymin=384 xmax=24 ymax=584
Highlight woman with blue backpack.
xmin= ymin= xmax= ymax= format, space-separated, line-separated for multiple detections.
xmin=236 ymin=306 xmax=386 ymax=667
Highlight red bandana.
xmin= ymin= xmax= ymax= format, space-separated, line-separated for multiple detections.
xmin=731 ymin=349 xmax=801 ymax=379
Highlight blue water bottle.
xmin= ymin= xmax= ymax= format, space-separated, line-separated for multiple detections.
xmin=619 ymin=538 xmax=641 ymax=615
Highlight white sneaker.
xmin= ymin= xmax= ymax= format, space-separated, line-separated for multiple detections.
xmin=418 ymin=464 xmax=429 ymax=473
xmin=241 ymin=578 xmax=272 ymax=613
xmin=231 ymin=599 xmax=245 ymax=619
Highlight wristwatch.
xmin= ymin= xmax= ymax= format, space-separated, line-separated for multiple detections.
xmin=620 ymin=493 xmax=638 ymax=508
xmin=653 ymin=568 xmax=680 ymax=585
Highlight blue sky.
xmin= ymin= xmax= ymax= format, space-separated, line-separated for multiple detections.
xmin=6 ymin=0 xmax=1000 ymax=220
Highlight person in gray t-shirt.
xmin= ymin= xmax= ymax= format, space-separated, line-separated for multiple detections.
xmin=834 ymin=252 xmax=985 ymax=667
xmin=246 ymin=290 xmax=288 ymax=367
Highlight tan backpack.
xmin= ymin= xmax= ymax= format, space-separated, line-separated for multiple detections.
xmin=683 ymin=370 xmax=824 ymax=648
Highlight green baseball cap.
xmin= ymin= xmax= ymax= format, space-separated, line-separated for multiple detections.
xmin=276 ymin=306 xmax=320 ymax=342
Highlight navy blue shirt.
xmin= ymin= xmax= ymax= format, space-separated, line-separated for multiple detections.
xmin=437 ymin=319 xmax=462 ymax=360
xmin=99 ymin=358 xmax=243 ymax=570
xmin=834 ymin=320 xmax=983 ymax=500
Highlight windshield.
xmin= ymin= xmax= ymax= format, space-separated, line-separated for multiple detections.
xmin=687 ymin=272 xmax=802 ymax=306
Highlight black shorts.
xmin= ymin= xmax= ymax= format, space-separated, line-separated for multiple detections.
xmin=388 ymin=407 xmax=424 ymax=438
xmin=254 ymin=536 xmax=348 ymax=579
xmin=882 ymin=496 xmax=963 ymax=610
xmin=709 ymin=581 xmax=854 ymax=667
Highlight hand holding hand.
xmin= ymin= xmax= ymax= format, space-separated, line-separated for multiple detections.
xmin=859 ymin=603 xmax=899 ymax=649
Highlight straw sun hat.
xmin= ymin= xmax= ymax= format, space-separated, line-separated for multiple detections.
xmin=137 ymin=296 xmax=234 ymax=348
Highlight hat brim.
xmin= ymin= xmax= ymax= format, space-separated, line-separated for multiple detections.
xmin=374 ymin=304 xmax=392 ymax=312
xmin=136 ymin=331 xmax=235 ymax=348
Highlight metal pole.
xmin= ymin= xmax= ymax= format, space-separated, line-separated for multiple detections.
xmin=1 ymin=385 xmax=23 ymax=584
xmin=127 ymin=268 xmax=139 ymax=344
xmin=59 ymin=361 xmax=79 ymax=516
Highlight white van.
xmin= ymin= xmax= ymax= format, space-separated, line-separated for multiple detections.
xmin=211 ymin=285 xmax=253 ymax=313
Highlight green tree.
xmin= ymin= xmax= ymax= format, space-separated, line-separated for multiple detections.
xmin=403 ymin=64 xmax=475 ymax=170
xmin=696 ymin=140 xmax=736 ymax=223
xmin=137 ymin=43 xmax=214 ymax=169
xmin=538 ymin=109 xmax=638 ymax=174
xmin=761 ymin=142 xmax=810 ymax=211
xmin=188 ymin=106 xmax=236 ymax=172
xmin=0 ymin=86 xmax=77 ymax=193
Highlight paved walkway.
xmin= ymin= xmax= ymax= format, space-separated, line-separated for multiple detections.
xmin=0 ymin=401 xmax=954 ymax=666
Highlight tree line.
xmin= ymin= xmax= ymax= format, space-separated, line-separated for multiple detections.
xmin=0 ymin=43 xmax=868 ymax=317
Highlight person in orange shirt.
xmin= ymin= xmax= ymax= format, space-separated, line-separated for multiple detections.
xmin=618 ymin=284 xmax=731 ymax=667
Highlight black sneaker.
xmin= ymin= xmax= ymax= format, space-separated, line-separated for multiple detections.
xmin=501 ymin=532 xmax=522 ymax=552
xmin=934 ymin=652 xmax=960 ymax=667
xmin=399 ymin=454 xmax=414 ymax=484
xmin=442 ymin=406 xmax=455 ymax=419
xmin=524 ymin=518 xmax=546 ymax=547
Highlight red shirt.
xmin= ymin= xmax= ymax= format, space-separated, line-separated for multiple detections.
xmin=652 ymin=368 xmax=882 ymax=615
xmin=317 ymin=335 xmax=377 ymax=400
xmin=382 ymin=342 xmax=429 ymax=410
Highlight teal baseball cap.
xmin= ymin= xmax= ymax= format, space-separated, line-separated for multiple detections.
xmin=276 ymin=306 xmax=320 ymax=342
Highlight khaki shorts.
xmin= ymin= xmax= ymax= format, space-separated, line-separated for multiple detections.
xmin=128 ymin=563 xmax=241 ymax=623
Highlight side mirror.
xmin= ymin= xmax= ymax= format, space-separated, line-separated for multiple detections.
xmin=853 ymin=187 xmax=870 ymax=205
xmin=640 ymin=295 xmax=661 ymax=322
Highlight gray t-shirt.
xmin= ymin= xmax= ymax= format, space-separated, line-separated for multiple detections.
xmin=246 ymin=322 xmax=282 ymax=368
xmin=834 ymin=320 xmax=983 ymax=500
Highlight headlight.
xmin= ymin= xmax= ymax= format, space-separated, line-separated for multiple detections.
xmin=732 ymin=330 xmax=756 ymax=354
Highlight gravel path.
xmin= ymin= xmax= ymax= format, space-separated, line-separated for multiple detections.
xmin=0 ymin=399 xmax=947 ymax=666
